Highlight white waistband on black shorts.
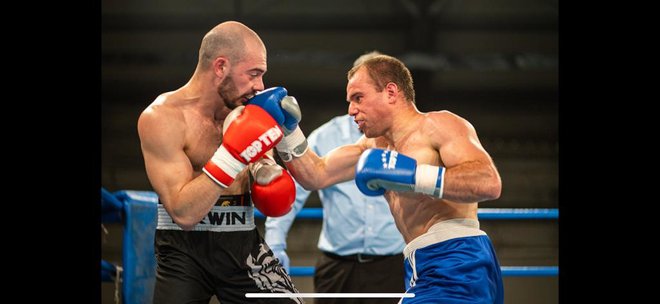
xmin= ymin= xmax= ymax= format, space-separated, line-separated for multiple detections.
xmin=157 ymin=204 xmax=255 ymax=232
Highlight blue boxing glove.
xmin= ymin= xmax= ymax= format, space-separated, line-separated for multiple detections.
xmin=248 ymin=87 xmax=308 ymax=162
xmin=248 ymin=87 xmax=299 ymax=133
xmin=355 ymin=148 xmax=446 ymax=198
xmin=248 ymin=87 xmax=287 ymax=127
xmin=270 ymin=244 xmax=290 ymax=273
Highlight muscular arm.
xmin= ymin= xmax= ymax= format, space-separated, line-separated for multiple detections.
xmin=284 ymin=138 xmax=368 ymax=191
xmin=138 ymin=107 xmax=245 ymax=230
xmin=431 ymin=113 xmax=501 ymax=203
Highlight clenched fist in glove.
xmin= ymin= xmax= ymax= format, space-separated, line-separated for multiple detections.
xmin=248 ymin=87 xmax=308 ymax=161
xmin=355 ymin=148 xmax=446 ymax=198
xmin=202 ymin=105 xmax=284 ymax=188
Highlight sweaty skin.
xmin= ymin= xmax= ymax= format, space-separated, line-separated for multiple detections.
xmin=283 ymin=66 xmax=501 ymax=243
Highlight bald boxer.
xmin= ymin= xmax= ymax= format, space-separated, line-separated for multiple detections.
xmin=252 ymin=55 xmax=504 ymax=303
xmin=137 ymin=21 xmax=301 ymax=303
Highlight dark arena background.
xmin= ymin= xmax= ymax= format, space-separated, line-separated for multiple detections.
xmin=102 ymin=1 xmax=557 ymax=303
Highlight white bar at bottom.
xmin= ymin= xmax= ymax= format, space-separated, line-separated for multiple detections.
xmin=245 ymin=293 xmax=414 ymax=298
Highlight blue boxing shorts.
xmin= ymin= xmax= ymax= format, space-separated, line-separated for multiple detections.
xmin=401 ymin=219 xmax=503 ymax=304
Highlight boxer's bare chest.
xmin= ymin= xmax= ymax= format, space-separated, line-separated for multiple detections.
xmin=185 ymin=116 xmax=224 ymax=172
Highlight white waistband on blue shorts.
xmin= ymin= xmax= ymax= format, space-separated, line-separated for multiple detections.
xmin=157 ymin=204 xmax=255 ymax=232
xmin=403 ymin=218 xmax=486 ymax=259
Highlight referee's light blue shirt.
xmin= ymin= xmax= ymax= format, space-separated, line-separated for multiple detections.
xmin=265 ymin=114 xmax=405 ymax=255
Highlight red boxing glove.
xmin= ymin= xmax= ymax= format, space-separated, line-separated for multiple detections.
xmin=203 ymin=105 xmax=284 ymax=188
xmin=250 ymin=157 xmax=295 ymax=217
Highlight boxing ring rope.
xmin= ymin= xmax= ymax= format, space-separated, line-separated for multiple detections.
xmin=101 ymin=188 xmax=558 ymax=302
xmin=102 ymin=189 xmax=158 ymax=303
xmin=254 ymin=207 xmax=559 ymax=277
xmin=254 ymin=208 xmax=559 ymax=220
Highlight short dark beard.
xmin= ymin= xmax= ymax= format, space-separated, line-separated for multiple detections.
xmin=218 ymin=74 xmax=240 ymax=110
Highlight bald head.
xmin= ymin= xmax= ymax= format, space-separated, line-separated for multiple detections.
xmin=198 ymin=21 xmax=265 ymax=70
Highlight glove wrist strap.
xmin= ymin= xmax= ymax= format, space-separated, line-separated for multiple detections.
xmin=202 ymin=145 xmax=246 ymax=187
xmin=415 ymin=164 xmax=446 ymax=198
xmin=276 ymin=126 xmax=308 ymax=162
